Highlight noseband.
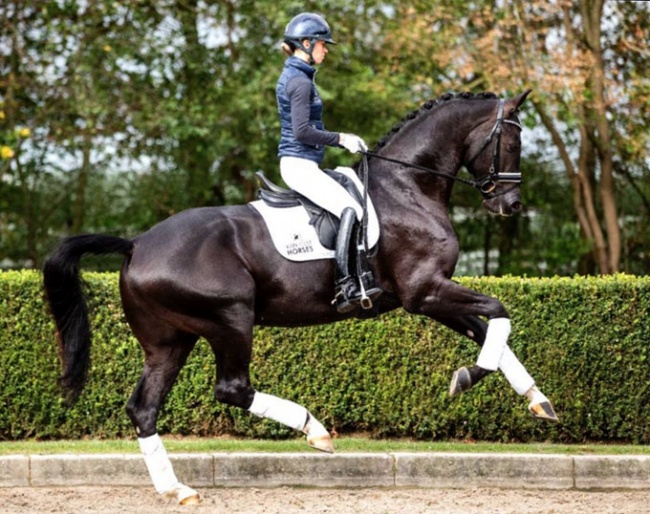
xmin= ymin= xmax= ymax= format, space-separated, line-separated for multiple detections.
xmin=361 ymin=99 xmax=523 ymax=199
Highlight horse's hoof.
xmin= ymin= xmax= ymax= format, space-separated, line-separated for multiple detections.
xmin=179 ymin=494 xmax=201 ymax=506
xmin=449 ymin=367 xmax=472 ymax=397
xmin=528 ymin=400 xmax=559 ymax=422
xmin=165 ymin=483 xmax=201 ymax=505
xmin=308 ymin=434 xmax=335 ymax=454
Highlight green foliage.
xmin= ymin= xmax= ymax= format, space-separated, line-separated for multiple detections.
xmin=1 ymin=271 xmax=649 ymax=443
xmin=3 ymin=1 xmax=650 ymax=273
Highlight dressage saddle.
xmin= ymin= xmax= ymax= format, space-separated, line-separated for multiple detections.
xmin=255 ymin=170 xmax=366 ymax=251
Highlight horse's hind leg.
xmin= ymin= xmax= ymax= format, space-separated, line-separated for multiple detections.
xmin=124 ymin=321 xmax=200 ymax=505
xmin=247 ymin=392 xmax=333 ymax=453
xmin=206 ymin=312 xmax=334 ymax=453
xmin=433 ymin=314 xmax=558 ymax=421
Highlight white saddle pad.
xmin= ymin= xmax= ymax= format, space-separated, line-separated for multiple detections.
xmin=249 ymin=167 xmax=380 ymax=262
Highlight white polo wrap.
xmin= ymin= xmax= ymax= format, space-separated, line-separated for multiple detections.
xmin=138 ymin=434 xmax=179 ymax=494
xmin=476 ymin=317 xmax=511 ymax=371
xmin=248 ymin=391 xmax=308 ymax=431
xmin=499 ymin=346 xmax=535 ymax=395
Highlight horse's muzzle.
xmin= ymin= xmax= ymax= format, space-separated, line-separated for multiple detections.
xmin=483 ymin=187 xmax=522 ymax=217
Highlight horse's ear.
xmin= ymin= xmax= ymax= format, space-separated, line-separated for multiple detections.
xmin=506 ymin=89 xmax=532 ymax=116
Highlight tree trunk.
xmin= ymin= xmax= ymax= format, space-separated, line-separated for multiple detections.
xmin=580 ymin=0 xmax=620 ymax=272
xmin=534 ymin=100 xmax=610 ymax=272
xmin=176 ymin=0 xmax=215 ymax=207
xmin=71 ymin=132 xmax=92 ymax=234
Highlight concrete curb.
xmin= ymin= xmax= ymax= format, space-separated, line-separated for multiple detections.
xmin=1 ymin=453 xmax=649 ymax=490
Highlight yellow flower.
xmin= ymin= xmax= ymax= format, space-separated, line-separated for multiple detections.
xmin=18 ymin=127 xmax=31 ymax=138
xmin=0 ymin=111 xmax=5 ymax=120
xmin=103 ymin=45 xmax=112 ymax=52
xmin=1 ymin=146 xmax=15 ymax=159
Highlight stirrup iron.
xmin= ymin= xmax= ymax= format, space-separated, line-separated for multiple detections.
xmin=358 ymin=276 xmax=374 ymax=310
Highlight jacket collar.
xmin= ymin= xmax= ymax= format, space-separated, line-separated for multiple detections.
xmin=285 ymin=56 xmax=316 ymax=78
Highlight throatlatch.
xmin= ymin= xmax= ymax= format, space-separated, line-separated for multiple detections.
xmin=333 ymin=207 xmax=382 ymax=313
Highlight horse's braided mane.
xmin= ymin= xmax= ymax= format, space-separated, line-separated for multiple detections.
xmin=374 ymin=91 xmax=499 ymax=149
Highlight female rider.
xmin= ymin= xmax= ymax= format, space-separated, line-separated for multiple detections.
xmin=277 ymin=12 xmax=381 ymax=313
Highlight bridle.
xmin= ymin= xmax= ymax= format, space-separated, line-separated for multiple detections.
xmin=360 ymin=99 xmax=523 ymax=199
xmin=468 ymin=99 xmax=523 ymax=198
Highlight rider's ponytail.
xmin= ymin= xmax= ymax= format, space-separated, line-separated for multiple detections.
xmin=281 ymin=41 xmax=295 ymax=57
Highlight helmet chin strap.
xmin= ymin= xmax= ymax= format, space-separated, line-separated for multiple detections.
xmin=298 ymin=38 xmax=316 ymax=65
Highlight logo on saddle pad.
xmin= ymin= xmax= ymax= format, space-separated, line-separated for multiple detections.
xmin=286 ymin=233 xmax=315 ymax=256
xmin=249 ymin=167 xmax=380 ymax=262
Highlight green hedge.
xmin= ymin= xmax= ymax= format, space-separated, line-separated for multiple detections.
xmin=1 ymin=271 xmax=649 ymax=443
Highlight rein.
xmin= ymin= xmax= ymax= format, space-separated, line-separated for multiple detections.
xmin=359 ymin=99 xmax=523 ymax=199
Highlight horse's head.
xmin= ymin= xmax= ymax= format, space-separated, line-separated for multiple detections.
xmin=464 ymin=90 xmax=532 ymax=217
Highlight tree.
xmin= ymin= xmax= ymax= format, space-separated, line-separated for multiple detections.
xmin=3 ymin=0 xmax=649 ymax=275
xmin=0 ymin=1 xmax=411 ymax=267
xmin=380 ymin=0 xmax=650 ymax=274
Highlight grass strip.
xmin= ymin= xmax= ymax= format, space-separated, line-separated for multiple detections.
xmin=0 ymin=437 xmax=648 ymax=456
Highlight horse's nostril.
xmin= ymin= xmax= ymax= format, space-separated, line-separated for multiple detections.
xmin=511 ymin=201 xmax=522 ymax=213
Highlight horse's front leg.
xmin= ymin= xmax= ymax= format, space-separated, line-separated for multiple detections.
xmin=432 ymin=314 xmax=492 ymax=390
xmin=433 ymin=314 xmax=557 ymax=420
xmin=404 ymin=280 xmax=558 ymax=422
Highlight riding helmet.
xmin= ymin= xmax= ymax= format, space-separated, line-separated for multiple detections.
xmin=284 ymin=13 xmax=336 ymax=47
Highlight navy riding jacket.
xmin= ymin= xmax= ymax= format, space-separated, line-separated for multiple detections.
xmin=276 ymin=56 xmax=339 ymax=164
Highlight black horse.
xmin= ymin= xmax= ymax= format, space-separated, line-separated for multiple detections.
xmin=43 ymin=90 xmax=557 ymax=505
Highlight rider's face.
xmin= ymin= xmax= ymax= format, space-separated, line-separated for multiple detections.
xmin=304 ymin=39 xmax=328 ymax=65
xmin=312 ymin=40 xmax=328 ymax=64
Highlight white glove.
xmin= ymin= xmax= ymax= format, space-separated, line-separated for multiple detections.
xmin=339 ymin=133 xmax=368 ymax=154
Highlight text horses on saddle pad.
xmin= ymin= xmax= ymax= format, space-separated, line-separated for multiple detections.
xmin=43 ymin=90 xmax=557 ymax=505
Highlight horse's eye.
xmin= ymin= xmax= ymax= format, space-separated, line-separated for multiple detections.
xmin=506 ymin=143 xmax=520 ymax=153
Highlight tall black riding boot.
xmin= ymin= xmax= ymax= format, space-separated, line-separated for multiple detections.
xmin=333 ymin=208 xmax=382 ymax=313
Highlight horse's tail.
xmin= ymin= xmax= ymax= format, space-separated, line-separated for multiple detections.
xmin=43 ymin=234 xmax=134 ymax=404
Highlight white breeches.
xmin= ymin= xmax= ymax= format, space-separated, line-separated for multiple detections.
xmin=280 ymin=156 xmax=364 ymax=220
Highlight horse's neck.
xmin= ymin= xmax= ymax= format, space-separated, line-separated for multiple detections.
xmin=370 ymin=101 xmax=494 ymax=201
xmin=370 ymin=116 xmax=464 ymax=203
